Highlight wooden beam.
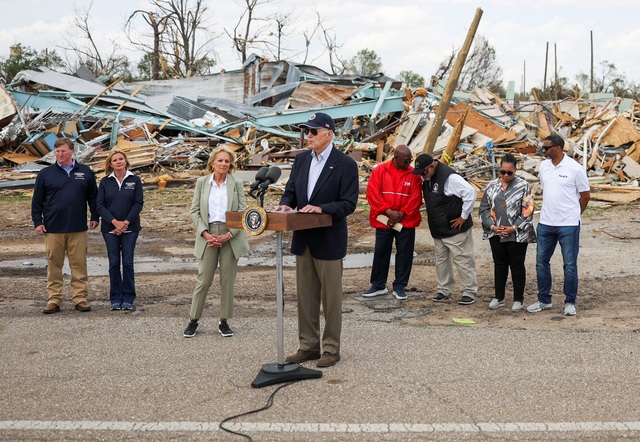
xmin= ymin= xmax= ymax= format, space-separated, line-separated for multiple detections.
xmin=423 ymin=7 xmax=483 ymax=154
xmin=441 ymin=105 xmax=472 ymax=165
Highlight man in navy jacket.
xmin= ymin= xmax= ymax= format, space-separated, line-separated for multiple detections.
xmin=275 ymin=112 xmax=359 ymax=368
xmin=31 ymin=138 xmax=98 ymax=314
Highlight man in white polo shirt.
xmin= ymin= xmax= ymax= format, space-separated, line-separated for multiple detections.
xmin=527 ymin=134 xmax=590 ymax=316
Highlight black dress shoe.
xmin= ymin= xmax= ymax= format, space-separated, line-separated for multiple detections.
xmin=43 ymin=303 xmax=60 ymax=314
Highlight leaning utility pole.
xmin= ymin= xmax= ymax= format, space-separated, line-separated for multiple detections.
xmin=423 ymin=7 xmax=483 ymax=154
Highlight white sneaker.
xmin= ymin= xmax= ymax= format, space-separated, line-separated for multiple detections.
xmin=527 ymin=301 xmax=553 ymax=313
xmin=564 ymin=303 xmax=576 ymax=316
xmin=488 ymin=298 xmax=505 ymax=309
xmin=511 ymin=301 xmax=523 ymax=312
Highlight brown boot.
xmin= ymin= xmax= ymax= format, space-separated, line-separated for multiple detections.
xmin=285 ymin=349 xmax=321 ymax=364
xmin=316 ymin=352 xmax=341 ymax=368
xmin=74 ymin=301 xmax=91 ymax=312
xmin=42 ymin=303 xmax=60 ymax=314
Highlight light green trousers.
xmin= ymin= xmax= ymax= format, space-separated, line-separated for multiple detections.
xmin=189 ymin=223 xmax=237 ymax=320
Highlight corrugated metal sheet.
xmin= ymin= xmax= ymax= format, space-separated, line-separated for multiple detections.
xmin=288 ymin=83 xmax=359 ymax=109
xmin=166 ymin=96 xmax=207 ymax=121
xmin=73 ymin=65 xmax=105 ymax=86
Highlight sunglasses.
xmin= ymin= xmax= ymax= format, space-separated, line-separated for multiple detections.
xmin=394 ymin=156 xmax=412 ymax=164
xmin=499 ymin=170 xmax=514 ymax=176
xmin=303 ymin=127 xmax=327 ymax=136
xmin=542 ymin=145 xmax=557 ymax=151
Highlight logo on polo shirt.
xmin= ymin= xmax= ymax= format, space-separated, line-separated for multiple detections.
xmin=124 ymin=182 xmax=136 ymax=190
xmin=74 ymin=172 xmax=85 ymax=180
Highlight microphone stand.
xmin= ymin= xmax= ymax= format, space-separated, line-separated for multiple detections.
xmin=248 ymin=182 xmax=322 ymax=388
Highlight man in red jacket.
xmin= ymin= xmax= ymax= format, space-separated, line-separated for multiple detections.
xmin=363 ymin=144 xmax=423 ymax=300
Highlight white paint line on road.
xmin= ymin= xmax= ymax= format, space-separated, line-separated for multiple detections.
xmin=2 ymin=421 xmax=640 ymax=434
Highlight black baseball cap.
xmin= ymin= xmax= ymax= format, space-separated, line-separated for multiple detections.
xmin=412 ymin=153 xmax=434 ymax=175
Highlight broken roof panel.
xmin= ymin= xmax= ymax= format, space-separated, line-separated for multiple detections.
xmin=252 ymin=95 xmax=405 ymax=128
xmin=0 ymin=84 xmax=17 ymax=127
xmin=287 ymin=82 xmax=361 ymax=109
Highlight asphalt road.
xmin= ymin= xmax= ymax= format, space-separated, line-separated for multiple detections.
xmin=2 ymin=308 xmax=640 ymax=441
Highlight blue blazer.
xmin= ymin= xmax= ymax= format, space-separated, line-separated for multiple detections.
xmin=279 ymin=146 xmax=359 ymax=260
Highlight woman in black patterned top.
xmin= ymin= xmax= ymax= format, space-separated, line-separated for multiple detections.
xmin=479 ymin=154 xmax=536 ymax=312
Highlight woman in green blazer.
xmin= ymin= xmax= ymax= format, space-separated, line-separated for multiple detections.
xmin=183 ymin=146 xmax=250 ymax=338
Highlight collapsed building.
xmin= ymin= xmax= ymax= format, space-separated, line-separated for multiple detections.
xmin=1 ymin=54 xmax=640 ymax=204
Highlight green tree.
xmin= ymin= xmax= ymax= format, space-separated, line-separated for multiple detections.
xmin=398 ymin=70 xmax=424 ymax=88
xmin=0 ymin=44 xmax=65 ymax=82
xmin=136 ymin=52 xmax=167 ymax=81
xmin=346 ymin=48 xmax=382 ymax=76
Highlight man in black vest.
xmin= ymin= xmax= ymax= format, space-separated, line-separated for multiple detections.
xmin=413 ymin=154 xmax=478 ymax=305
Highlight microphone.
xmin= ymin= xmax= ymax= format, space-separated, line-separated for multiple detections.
xmin=258 ymin=167 xmax=282 ymax=190
xmin=248 ymin=166 xmax=270 ymax=193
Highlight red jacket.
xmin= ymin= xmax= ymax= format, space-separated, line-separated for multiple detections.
xmin=366 ymin=160 xmax=423 ymax=229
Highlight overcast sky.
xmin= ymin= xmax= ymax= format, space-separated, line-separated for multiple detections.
xmin=2 ymin=0 xmax=640 ymax=91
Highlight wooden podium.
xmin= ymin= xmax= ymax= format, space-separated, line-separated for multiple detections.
xmin=226 ymin=210 xmax=332 ymax=388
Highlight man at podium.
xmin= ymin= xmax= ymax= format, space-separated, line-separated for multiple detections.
xmin=274 ymin=112 xmax=359 ymax=368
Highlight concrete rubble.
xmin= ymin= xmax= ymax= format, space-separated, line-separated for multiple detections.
xmin=2 ymin=56 xmax=640 ymax=204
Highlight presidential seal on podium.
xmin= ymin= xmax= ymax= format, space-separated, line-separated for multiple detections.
xmin=241 ymin=205 xmax=268 ymax=236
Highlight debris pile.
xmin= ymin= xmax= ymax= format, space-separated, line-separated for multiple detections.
xmin=1 ymin=57 xmax=639 ymax=203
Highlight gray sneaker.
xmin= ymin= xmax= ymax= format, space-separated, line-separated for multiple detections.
xmin=564 ymin=303 xmax=576 ymax=316
xmin=488 ymin=298 xmax=505 ymax=309
xmin=512 ymin=301 xmax=523 ymax=312
xmin=527 ymin=301 xmax=553 ymax=313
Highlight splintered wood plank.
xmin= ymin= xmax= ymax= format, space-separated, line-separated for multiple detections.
xmin=444 ymin=102 xmax=511 ymax=141
xmin=394 ymin=112 xmax=423 ymax=146
xmin=590 ymin=191 xmax=640 ymax=204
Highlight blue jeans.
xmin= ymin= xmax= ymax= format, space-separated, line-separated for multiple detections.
xmin=536 ymin=223 xmax=580 ymax=304
xmin=370 ymin=227 xmax=415 ymax=291
xmin=102 ymin=231 xmax=139 ymax=305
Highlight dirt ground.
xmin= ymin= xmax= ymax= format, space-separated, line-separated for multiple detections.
xmin=2 ymin=186 xmax=640 ymax=334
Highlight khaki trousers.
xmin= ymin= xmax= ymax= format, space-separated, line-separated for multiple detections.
xmin=295 ymin=247 xmax=343 ymax=355
xmin=44 ymin=231 xmax=89 ymax=305
xmin=433 ymin=228 xmax=478 ymax=299
xmin=189 ymin=223 xmax=237 ymax=320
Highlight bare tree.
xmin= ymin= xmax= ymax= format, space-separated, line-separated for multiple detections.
xmin=576 ymin=61 xmax=634 ymax=98
xmin=317 ymin=18 xmax=346 ymax=74
xmin=267 ymin=11 xmax=298 ymax=61
xmin=435 ymin=35 xmax=503 ymax=92
xmin=127 ymin=0 xmax=217 ymax=78
xmin=125 ymin=10 xmax=172 ymax=80
xmin=58 ymin=2 xmax=131 ymax=80
xmin=226 ymin=0 xmax=276 ymax=64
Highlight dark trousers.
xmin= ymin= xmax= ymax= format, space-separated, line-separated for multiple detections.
xmin=102 ymin=231 xmax=139 ymax=305
xmin=489 ymin=236 xmax=528 ymax=302
xmin=370 ymin=227 xmax=416 ymax=290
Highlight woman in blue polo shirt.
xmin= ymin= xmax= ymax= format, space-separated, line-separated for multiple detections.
xmin=97 ymin=149 xmax=144 ymax=311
